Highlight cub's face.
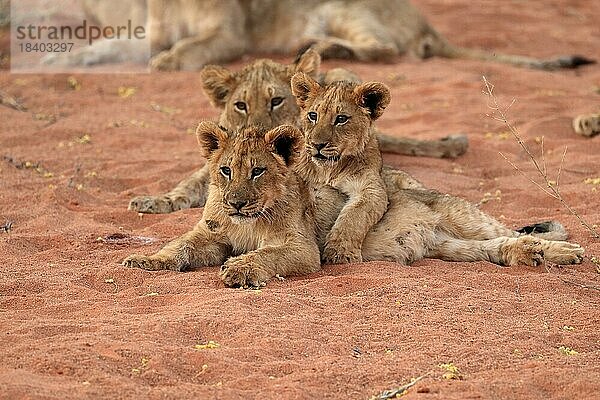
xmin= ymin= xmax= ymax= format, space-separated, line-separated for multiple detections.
xmin=221 ymin=70 xmax=298 ymax=131
xmin=196 ymin=122 xmax=303 ymax=224
xmin=291 ymin=73 xmax=390 ymax=165
xmin=200 ymin=50 xmax=321 ymax=133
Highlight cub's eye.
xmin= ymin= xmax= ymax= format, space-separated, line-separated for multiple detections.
xmin=251 ymin=167 xmax=266 ymax=179
xmin=271 ymin=97 xmax=284 ymax=109
xmin=220 ymin=166 xmax=231 ymax=179
xmin=307 ymin=111 xmax=318 ymax=123
xmin=234 ymin=101 xmax=247 ymax=112
xmin=334 ymin=115 xmax=350 ymax=125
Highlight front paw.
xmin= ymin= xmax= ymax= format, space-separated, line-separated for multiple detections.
xmin=543 ymin=241 xmax=584 ymax=265
xmin=220 ymin=256 xmax=269 ymax=288
xmin=322 ymin=240 xmax=363 ymax=264
xmin=150 ymin=50 xmax=179 ymax=71
xmin=128 ymin=195 xmax=190 ymax=214
xmin=503 ymin=236 xmax=544 ymax=267
xmin=123 ymin=254 xmax=174 ymax=271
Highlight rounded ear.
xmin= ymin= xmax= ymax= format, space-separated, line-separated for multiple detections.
xmin=294 ymin=48 xmax=321 ymax=78
xmin=196 ymin=121 xmax=229 ymax=158
xmin=290 ymin=72 xmax=321 ymax=109
xmin=354 ymin=82 xmax=391 ymax=120
xmin=200 ymin=65 xmax=237 ymax=108
xmin=264 ymin=125 xmax=304 ymax=167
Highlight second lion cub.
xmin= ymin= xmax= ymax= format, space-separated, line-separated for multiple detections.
xmin=291 ymin=72 xmax=391 ymax=264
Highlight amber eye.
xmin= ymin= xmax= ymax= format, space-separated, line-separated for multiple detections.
xmin=271 ymin=97 xmax=284 ymax=109
xmin=335 ymin=115 xmax=350 ymax=125
xmin=307 ymin=111 xmax=318 ymax=122
xmin=251 ymin=167 xmax=266 ymax=179
xmin=234 ymin=102 xmax=247 ymax=112
xmin=220 ymin=166 xmax=231 ymax=179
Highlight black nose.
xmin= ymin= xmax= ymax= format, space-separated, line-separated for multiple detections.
xmin=228 ymin=200 xmax=248 ymax=211
xmin=313 ymin=142 xmax=328 ymax=151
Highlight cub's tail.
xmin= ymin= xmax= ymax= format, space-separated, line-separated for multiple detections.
xmin=516 ymin=221 xmax=568 ymax=241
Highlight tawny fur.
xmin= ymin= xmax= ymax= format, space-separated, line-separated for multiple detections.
xmin=125 ymin=123 xmax=321 ymax=288
xmin=290 ymin=74 xmax=390 ymax=264
xmin=128 ymin=51 xmax=465 ymax=214
xmin=573 ymin=114 xmax=600 ymax=137
xmin=44 ymin=0 xmax=593 ymax=70
xmin=124 ymin=124 xmax=584 ymax=287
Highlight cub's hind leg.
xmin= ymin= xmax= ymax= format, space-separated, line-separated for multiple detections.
xmin=129 ymin=165 xmax=211 ymax=214
xmin=425 ymin=190 xmax=567 ymax=241
xmin=301 ymin=3 xmax=398 ymax=62
xmin=428 ymin=235 xmax=583 ymax=266
xmin=148 ymin=0 xmax=247 ymax=70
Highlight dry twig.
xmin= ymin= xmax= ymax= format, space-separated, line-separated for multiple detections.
xmin=371 ymin=374 xmax=428 ymax=400
xmin=482 ymin=76 xmax=599 ymax=239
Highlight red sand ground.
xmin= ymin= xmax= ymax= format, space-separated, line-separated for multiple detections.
xmin=1 ymin=1 xmax=600 ymax=399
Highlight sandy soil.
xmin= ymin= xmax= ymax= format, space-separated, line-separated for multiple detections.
xmin=1 ymin=1 xmax=599 ymax=399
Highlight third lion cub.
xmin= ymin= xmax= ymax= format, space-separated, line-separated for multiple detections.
xmin=291 ymin=72 xmax=391 ymax=264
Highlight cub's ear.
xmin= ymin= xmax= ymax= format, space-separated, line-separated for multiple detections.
xmin=290 ymin=72 xmax=321 ymax=109
xmin=354 ymin=82 xmax=391 ymax=120
xmin=265 ymin=125 xmax=304 ymax=167
xmin=196 ymin=121 xmax=229 ymax=158
xmin=200 ymin=65 xmax=237 ymax=108
xmin=294 ymin=48 xmax=321 ymax=78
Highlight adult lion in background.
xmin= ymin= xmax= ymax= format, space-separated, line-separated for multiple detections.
xmin=44 ymin=0 xmax=594 ymax=70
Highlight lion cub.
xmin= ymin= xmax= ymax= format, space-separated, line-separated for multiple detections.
xmin=123 ymin=122 xmax=321 ymax=288
xmin=291 ymin=72 xmax=391 ymax=264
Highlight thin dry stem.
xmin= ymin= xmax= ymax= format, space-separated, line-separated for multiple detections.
xmin=556 ymin=146 xmax=567 ymax=188
xmin=482 ymin=76 xmax=599 ymax=239
xmin=371 ymin=374 xmax=429 ymax=400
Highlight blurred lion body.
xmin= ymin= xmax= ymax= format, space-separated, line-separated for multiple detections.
xmin=44 ymin=0 xmax=592 ymax=70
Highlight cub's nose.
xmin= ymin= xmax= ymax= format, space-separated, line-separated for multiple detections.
xmin=313 ymin=142 xmax=328 ymax=151
xmin=228 ymin=200 xmax=248 ymax=211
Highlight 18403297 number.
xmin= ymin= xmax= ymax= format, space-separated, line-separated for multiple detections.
xmin=19 ymin=43 xmax=74 ymax=52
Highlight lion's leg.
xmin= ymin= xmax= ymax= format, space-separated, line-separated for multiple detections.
xmin=149 ymin=0 xmax=247 ymax=71
xmin=428 ymin=235 xmax=583 ymax=266
xmin=323 ymin=173 xmax=388 ymax=264
xmin=42 ymin=0 xmax=148 ymax=67
xmin=42 ymin=38 xmax=149 ymax=67
xmin=376 ymin=129 xmax=469 ymax=159
xmin=150 ymin=31 xmax=247 ymax=71
xmin=301 ymin=5 xmax=398 ymax=62
xmin=123 ymin=225 xmax=230 ymax=272
xmin=429 ymin=193 xmax=568 ymax=241
xmin=220 ymin=237 xmax=321 ymax=288
xmin=129 ymin=164 xmax=211 ymax=214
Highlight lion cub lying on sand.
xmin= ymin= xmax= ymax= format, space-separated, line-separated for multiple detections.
xmin=124 ymin=123 xmax=322 ymax=287
xmin=123 ymin=123 xmax=584 ymax=287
